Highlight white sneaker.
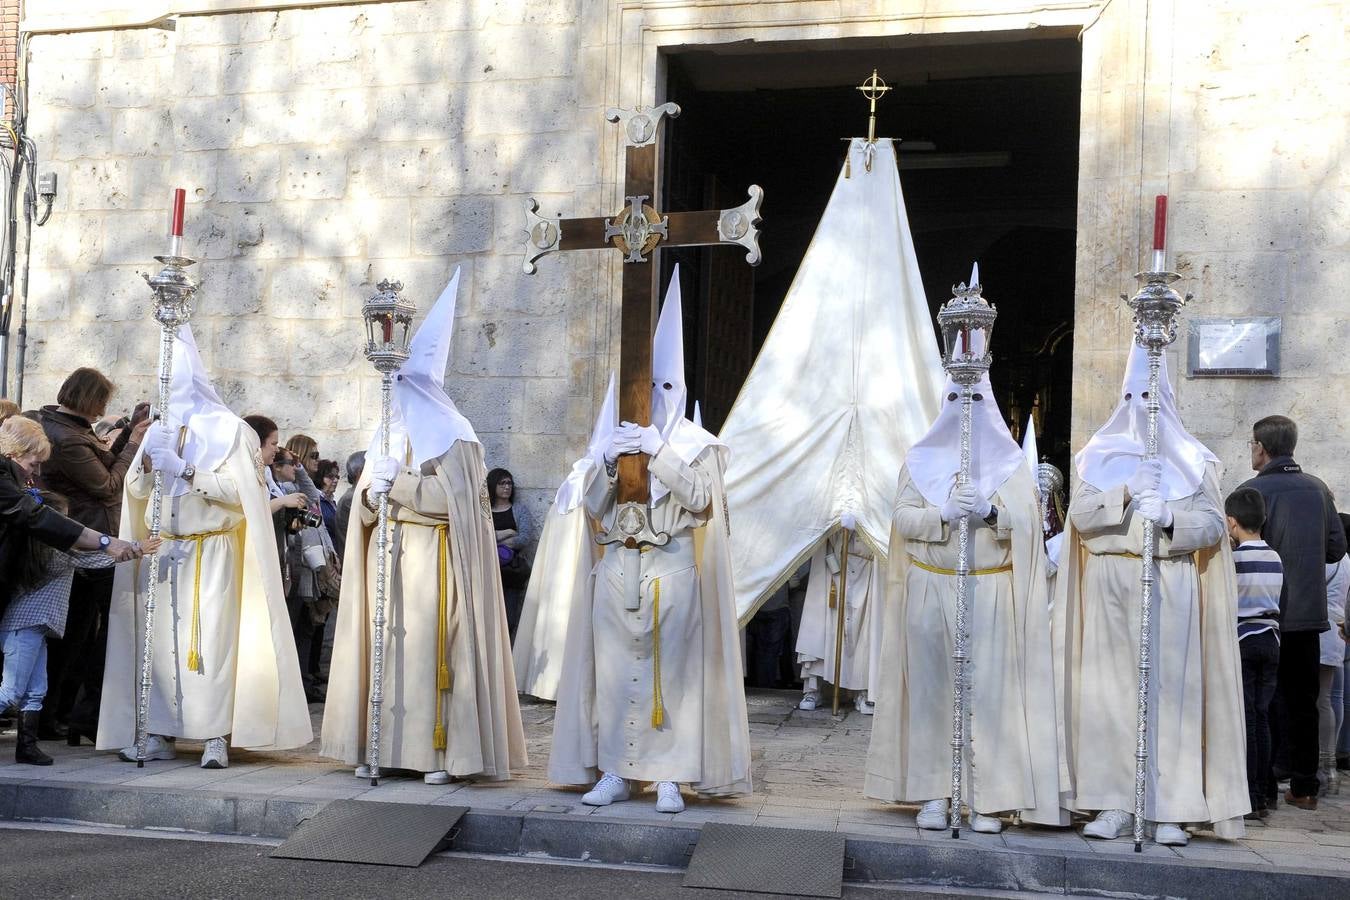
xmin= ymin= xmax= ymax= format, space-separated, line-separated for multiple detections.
xmin=798 ymin=690 xmax=820 ymax=711
xmin=855 ymin=696 xmax=875 ymax=716
xmin=200 ymin=737 xmax=228 ymax=769
xmin=969 ymin=811 xmax=1003 ymax=834
xmin=118 ymin=734 xmax=176 ymax=762
xmin=354 ymin=764 xmax=372 ymax=779
xmin=582 ymin=772 xmax=631 ymax=807
xmin=424 ymin=770 xmax=450 ymax=785
xmin=655 ymin=781 xmax=685 ymax=813
xmin=1154 ymin=823 xmax=1189 ymax=846
xmin=916 ymin=799 xmax=950 ymax=830
xmin=1083 ymin=809 xmax=1132 ymax=840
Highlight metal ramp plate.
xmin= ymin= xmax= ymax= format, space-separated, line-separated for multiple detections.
xmin=684 ymin=822 xmax=845 ymax=898
xmin=271 ymin=800 xmax=467 ymax=867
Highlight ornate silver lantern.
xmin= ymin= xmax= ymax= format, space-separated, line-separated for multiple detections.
xmin=359 ymin=279 xmax=415 ymax=786
xmin=933 ymin=265 xmax=997 ymax=838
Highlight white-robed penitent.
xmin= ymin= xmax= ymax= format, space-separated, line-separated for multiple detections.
xmin=865 ymin=376 xmax=1067 ymax=824
xmin=795 ymin=528 xmax=883 ymax=699
xmin=320 ymin=271 xmax=527 ymax=778
xmin=1052 ymin=346 xmax=1248 ymax=836
xmin=512 ymin=374 xmax=617 ymax=701
xmin=98 ymin=326 xmax=312 ymax=752
xmin=719 ymin=138 xmax=945 ymax=626
xmin=549 ymin=271 xmax=751 ymax=796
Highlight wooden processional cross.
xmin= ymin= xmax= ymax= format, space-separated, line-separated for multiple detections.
xmin=523 ymin=103 xmax=762 ymax=548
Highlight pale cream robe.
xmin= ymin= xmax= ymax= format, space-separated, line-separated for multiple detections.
xmin=1053 ymin=462 xmax=1249 ymax=835
xmin=865 ymin=466 xmax=1066 ymax=824
xmin=796 ymin=530 xmax=884 ymax=698
xmin=512 ymin=502 xmax=598 ymax=701
xmin=98 ymin=430 xmax=312 ymax=750
xmin=549 ymin=444 xmax=751 ymax=796
xmin=320 ymin=441 xmax=526 ymax=778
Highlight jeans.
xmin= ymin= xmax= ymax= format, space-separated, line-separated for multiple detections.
xmin=0 ymin=626 xmax=49 ymax=713
xmin=1242 ymin=631 xmax=1280 ymax=810
xmin=1272 ymin=631 xmax=1322 ymax=798
xmin=1340 ymin=649 xmax=1350 ymax=757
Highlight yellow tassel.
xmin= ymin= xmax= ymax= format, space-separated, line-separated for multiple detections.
xmin=844 ymin=155 xmax=852 ymax=179
xmin=433 ymin=723 xmax=446 ymax=750
xmin=433 ymin=524 xmax=450 ymax=753
xmin=651 ymin=578 xmax=664 ymax=729
xmin=438 ymin=663 xmax=451 ymax=691
xmin=187 ymin=649 xmax=200 ymax=672
xmin=827 ymin=580 xmax=837 ymax=610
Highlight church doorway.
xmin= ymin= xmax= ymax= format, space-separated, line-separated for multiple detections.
xmin=659 ymin=30 xmax=1082 ymax=473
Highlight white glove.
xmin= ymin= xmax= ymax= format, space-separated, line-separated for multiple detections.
xmin=1125 ymin=459 xmax=1162 ymax=498
xmin=970 ymin=493 xmax=993 ymax=520
xmin=1134 ymin=488 xmax=1173 ymax=527
xmin=604 ymin=428 xmax=642 ymax=465
xmin=143 ymin=421 xmax=174 ymax=455
xmin=940 ymin=484 xmax=978 ymax=522
xmin=632 ymin=423 xmax=663 ymax=457
xmin=147 ymin=444 xmax=186 ymax=479
xmin=369 ymin=455 xmax=398 ymax=495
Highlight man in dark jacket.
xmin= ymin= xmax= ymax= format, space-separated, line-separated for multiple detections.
xmin=37 ymin=368 xmax=149 ymax=742
xmin=335 ymin=450 xmax=365 ymax=554
xmin=1238 ymin=415 xmax=1348 ymax=809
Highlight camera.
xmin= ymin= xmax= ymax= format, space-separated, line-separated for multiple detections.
xmin=285 ymin=507 xmax=323 ymax=531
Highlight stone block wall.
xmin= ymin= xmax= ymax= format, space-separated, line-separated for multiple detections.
xmin=23 ymin=0 xmax=608 ymax=527
xmin=1075 ymin=0 xmax=1350 ymax=499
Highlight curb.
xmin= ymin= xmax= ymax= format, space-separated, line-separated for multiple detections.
xmin=2 ymin=780 xmax=1346 ymax=898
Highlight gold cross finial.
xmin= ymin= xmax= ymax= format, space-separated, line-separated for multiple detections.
xmin=856 ymin=69 xmax=891 ymax=143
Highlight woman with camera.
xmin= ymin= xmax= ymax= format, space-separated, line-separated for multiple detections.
xmin=271 ymin=448 xmax=335 ymax=703
xmin=97 ymin=335 xmax=311 ymax=770
xmin=37 ymin=367 xmax=151 ymax=744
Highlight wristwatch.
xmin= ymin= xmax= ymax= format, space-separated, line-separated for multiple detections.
xmin=98 ymin=534 xmax=111 ymax=551
xmin=181 ymin=464 xmax=196 ymax=482
xmin=983 ymin=506 xmax=999 ymax=527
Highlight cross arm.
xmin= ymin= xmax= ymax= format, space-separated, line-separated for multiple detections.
xmin=665 ymin=186 xmax=764 ymax=265
xmin=522 ymin=201 xmax=615 ymax=274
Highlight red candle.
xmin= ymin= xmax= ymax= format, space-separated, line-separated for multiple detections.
xmin=171 ymin=188 xmax=186 ymax=237
xmin=1152 ymin=195 xmax=1167 ymax=251
xmin=381 ymin=316 xmax=393 ymax=343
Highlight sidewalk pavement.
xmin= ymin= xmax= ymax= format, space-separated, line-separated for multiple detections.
xmin=2 ymin=689 xmax=1348 ymax=891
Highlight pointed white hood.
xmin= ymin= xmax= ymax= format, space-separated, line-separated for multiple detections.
xmin=650 ymin=266 xmax=723 ymax=503
xmin=553 ymin=372 xmax=617 ymax=513
xmin=905 ymin=374 xmax=1024 ymax=507
xmin=167 ymin=324 xmax=241 ymax=493
xmin=1075 ymin=343 xmax=1217 ymax=501
xmin=369 ymin=269 xmax=479 ymax=466
xmin=1022 ymin=414 xmax=1040 ymax=481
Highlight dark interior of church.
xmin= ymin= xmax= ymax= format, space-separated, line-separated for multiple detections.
xmin=659 ymin=30 xmax=1082 ymax=474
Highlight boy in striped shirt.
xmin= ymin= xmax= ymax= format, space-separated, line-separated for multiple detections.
xmin=1227 ymin=486 xmax=1283 ymax=819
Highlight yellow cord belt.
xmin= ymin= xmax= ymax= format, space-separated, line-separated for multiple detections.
xmin=433 ymin=523 xmax=452 ymax=751
xmin=161 ymin=527 xmax=234 ymax=674
xmin=909 ymin=558 xmax=1013 ymax=577
xmin=651 ymin=577 xmax=663 ymax=728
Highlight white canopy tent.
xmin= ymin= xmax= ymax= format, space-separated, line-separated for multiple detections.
xmin=719 ymin=137 xmax=946 ymax=623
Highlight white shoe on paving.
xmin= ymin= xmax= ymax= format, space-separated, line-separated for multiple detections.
xmin=854 ymin=696 xmax=875 ymax=716
xmin=354 ymin=764 xmax=372 ymax=779
xmin=798 ymin=690 xmax=820 ymax=711
xmin=582 ymin=772 xmax=631 ymax=806
xmin=1153 ymin=823 xmax=1189 ymax=846
xmin=916 ymin=799 xmax=949 ymax=831
xmin=200 ymin=737 xmax=228 ymax=769
xmin=655 ymin=781 xmax=685 ymax=814
xmin=1083 ymin=809 xmax=1132 ymax=840
xmin=969 ymin=812 xmax=1003 ymax=834
xmin=118 ymin=734 xmax=176 ymax=762
xmin=424 ymin=770 xmax=450 ymax=785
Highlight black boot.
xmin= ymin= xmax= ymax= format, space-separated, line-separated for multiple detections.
xmin=16 ymin=711 xmax=54 ymax=766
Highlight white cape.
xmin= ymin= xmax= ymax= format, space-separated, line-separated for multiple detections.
xmin=719 ymin=137 xmax=945 ymax=622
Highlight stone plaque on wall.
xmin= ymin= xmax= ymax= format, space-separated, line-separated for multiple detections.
xmin=1186 ymin=316 xmax=1280 ymax=378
